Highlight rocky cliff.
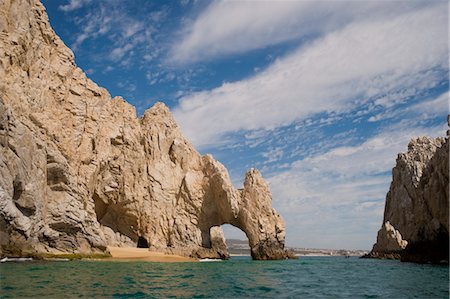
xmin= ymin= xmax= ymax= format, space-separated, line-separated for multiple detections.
xmin=0 ymin=0 xmax=290 ymax=260
xmin=366 ymin=135 xmax=449 ymax=264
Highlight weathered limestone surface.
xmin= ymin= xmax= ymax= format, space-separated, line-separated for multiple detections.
xmin=366 ymin=136 xmax=449 ymax=264
xmin=0 ymin=0 xmax=290 ymax=259
xmin=372 ymin=221 xmax=408 ymax=253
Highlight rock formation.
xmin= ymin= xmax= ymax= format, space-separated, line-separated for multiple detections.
xmin=365 ymin=135 xmax=449 ymax=264
xmin=0 ymin=0 xmax=290 ymax=260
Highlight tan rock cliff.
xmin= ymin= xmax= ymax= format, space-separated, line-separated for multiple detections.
xmin=0 ymin=0 xmax=290 ymax=259
xmin=366 ymin=136 xmax=449 ymax=264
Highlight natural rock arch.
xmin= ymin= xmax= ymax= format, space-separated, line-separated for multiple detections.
xmin=197 ymin=163 xmax=288 ymax=260
xmin=0 ymin=0 xmax=291 ymax=260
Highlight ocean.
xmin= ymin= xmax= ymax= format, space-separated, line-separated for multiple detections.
xmin=0 ymin=256 xmax=448 ymax=298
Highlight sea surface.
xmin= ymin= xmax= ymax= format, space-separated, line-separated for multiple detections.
xmin=0 ymin=256 xmax=448 ymax=298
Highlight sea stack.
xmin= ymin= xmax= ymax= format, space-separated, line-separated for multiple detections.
xmin=365 ymin=134 xmax=449 ymax=264
xmin=0 ymin=0 xmax=290 ymax=260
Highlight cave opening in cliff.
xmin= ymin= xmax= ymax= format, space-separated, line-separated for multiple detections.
xmin=137 ymin=236 xmax=149 ymax=248
xmin=93 ymin=192 xmax=139 ymax=242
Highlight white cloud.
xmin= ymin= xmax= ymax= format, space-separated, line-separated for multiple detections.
xmin=69 ymin=2 xmax=151 ymax=64
xmin=173 ymin=4 xmax=448 ymax=148
xmin=117 ymin=81 xmax=137 ymax=93
xmin=110 ymin=44 xmax=134 ymax=61
xmin=71 ymin=6 xmax=113 ymax=50
xmin=369 ymin=91 xmax=449 ymax=122
xmin=122 ymin=21 xmax=144 ymax=38
xmin=59 ymin=0 xmax=91 ymax=12
xmin=268 ymin=124 xmax=446 ymax=249
xmin=170 ymin=1 xmax=433 ymax=64
xmin=413 ymin=91 xmax=449 ymax=116
xmin=104 ymin=66 xmax=114 ymax=73
xmin=261 ymin=147 xmax=284 ymax=164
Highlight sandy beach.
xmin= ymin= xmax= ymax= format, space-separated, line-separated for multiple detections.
xmin=106 ymin=247 xmax=197 ymax=262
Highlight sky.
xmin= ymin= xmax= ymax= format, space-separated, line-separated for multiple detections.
xmin=42 ymin=0 xmax=448 ymax=250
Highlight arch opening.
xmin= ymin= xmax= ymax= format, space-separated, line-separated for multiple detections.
xmin=221 ymin=224 xmax=250 ymax=256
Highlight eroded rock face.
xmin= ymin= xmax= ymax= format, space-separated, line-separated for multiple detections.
xmin=366 ymin=136 xmax=449 ymax=264
xmin=367 ymin=221 xmax=408 ymax=259
xmin=0 ymin=0 xmax=290 ymax=259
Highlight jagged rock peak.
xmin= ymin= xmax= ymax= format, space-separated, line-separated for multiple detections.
xmin=0 ymin=0 xmax=290 ymax=260
xmin=148 ymin=101 xmax=171 ymax=114
xmin=142 ymin=102 xmax=172 ymax=120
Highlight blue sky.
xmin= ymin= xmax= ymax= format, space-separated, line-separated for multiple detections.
xmin=42 ymin=0 xmax=448 ymax=250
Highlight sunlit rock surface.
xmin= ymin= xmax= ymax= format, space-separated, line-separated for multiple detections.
xmin=366 ymin=136 xmax=449 ymax=264
xmin=0 ymin=0 xmax=290 ymax=260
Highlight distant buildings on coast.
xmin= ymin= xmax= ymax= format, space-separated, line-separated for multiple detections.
xmin=226 ymin=239 xmax=369 ymax=257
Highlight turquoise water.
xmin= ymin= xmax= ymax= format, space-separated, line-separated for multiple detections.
xmin=0 ymin=256 xmax=448 ymax=298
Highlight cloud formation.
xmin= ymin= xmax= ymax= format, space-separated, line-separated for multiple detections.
xmin=170 ymin=1 xmax=432 ymax=64
xmin=369 ymin=91 xmax=449 ymax=122
xmin=59 ymin=0 xmax=91 ymax=12
xmin=269 ymin=122 xmax=446 ymax=249
xmin=173 ymin=4 xmax=448 ymax=148
xmin=63 ymin=1 xmax=156 ymax=66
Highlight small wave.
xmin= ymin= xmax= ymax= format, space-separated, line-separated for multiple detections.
xmin=199 ymin=258 xmax=223 ymax=262
xmin=0 ymin=257 xmax=33 ymax=263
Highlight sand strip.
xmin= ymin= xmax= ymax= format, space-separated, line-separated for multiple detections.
xmin=106 ymin=246 xmax=197 ymax=262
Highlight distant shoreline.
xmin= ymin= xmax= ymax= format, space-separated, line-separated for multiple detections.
xmin=228 ymin=253 xmax=365 ymax=257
